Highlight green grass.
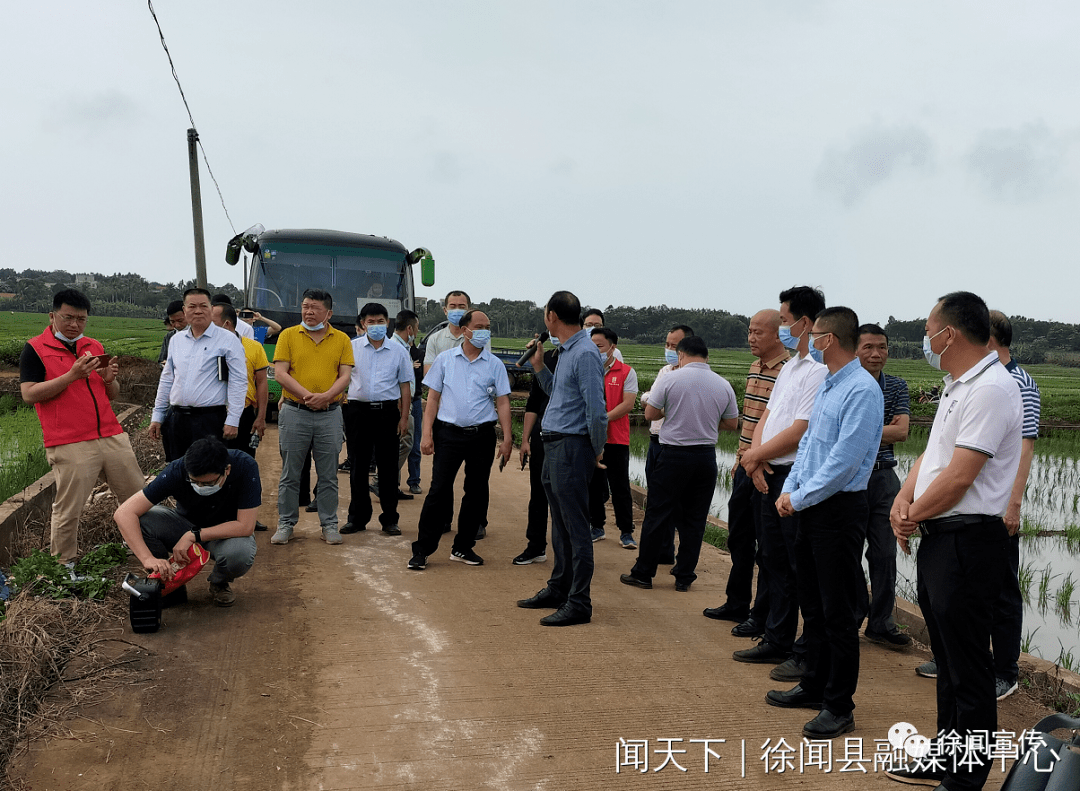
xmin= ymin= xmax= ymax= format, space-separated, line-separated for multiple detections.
xmin=0 ymin=406 xmax=48 ymax=502
xmin=0 ymin=312 xmax=165 ymax=365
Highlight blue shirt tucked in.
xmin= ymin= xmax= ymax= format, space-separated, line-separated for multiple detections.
xmin=423 ymin=345 xmax=511 ymax=427
xmin=347 ymin=335 xmax=413 ymax=403
xmin=783 ymin=358 xmax=884 ymax=511
xmin=536 ymin=329 xmax=607 ymax=456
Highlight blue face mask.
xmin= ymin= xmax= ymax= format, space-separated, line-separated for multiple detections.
xmin=447 ymin=309 xmax=466 ymax=327
xmin=366 ymin=324 xmax=388 ymax=342
xmin=548 ymin=335 xmax=560 ymax=348
xmin=778 ymin=321 xmax=805 ymax=350
xmin=301 ymin=321 xmax=325 ymax=332
xmin=664 ymin=349 xmax=679 ymax=366
xmin=468 ymin=329 xmax=491 ymax=349
xmin=808 ymin=345 xmax=824 ymax=364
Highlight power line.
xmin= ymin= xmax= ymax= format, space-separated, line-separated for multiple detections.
xmin=147 ymin=0 xmax=236 ymax=236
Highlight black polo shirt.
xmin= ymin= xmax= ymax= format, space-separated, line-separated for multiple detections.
xmin=142 ymin=449 xmax=261 ymax=529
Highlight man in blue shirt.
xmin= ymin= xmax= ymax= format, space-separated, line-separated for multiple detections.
xmin=518 ymin=291 xmax=607 ymax=626
xmin=765 ymin=307 xmax=883 ymax=741
xmin=113 ymin=437 xmax=259 ymax=607
xmin=408 ymin=310 xmax=512 ymax=570
xmin=342 ymin=303 xmax=413 ymax=536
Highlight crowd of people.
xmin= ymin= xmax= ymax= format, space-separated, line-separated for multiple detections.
xmin=19 ymin=283 xmax=1039 ymax=791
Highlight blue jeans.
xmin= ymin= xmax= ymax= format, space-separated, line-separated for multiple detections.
xmin=407 ymin=397 xmax=423 ymax=488
xmin=543 ymin=435 xmax=595 ymax=615
xmin=139 ymin=505 xmax=256 ymax=584
xmin=277 ymin=404 xmax=343 ymax=530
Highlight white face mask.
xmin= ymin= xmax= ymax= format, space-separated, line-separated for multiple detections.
xmin=54 ymin=330 xmax=84 ymax=343
xmin=301 ymin=321 xmax=325 ymax=332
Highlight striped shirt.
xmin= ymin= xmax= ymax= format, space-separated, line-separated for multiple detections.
xmin=737 ymin=351 xmax=790 ymax=464
xmin=1005 ymin=360 xmax=1041 ymax=440
xmin=783 ymin=358 xmax=884 ymax=511
xmin=875 ymin=372 xmax=910 ymax=466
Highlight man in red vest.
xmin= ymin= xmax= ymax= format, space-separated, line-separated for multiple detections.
xmin=19 ymin=289 xmax=145 ymax=564
xmin=589 ymin=327 xmax=639 ymax=548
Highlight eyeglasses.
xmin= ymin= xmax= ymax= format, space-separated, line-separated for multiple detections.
xmin=187 ymin=472 xmax=225 ymax=487
xmin=56 ymin=314 xmax=88 ymax=324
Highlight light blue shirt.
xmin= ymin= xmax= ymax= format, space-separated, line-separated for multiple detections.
xmin=536 ymin=328 xmax=608 ymax=456
xmin=783 ymin=358 xmax=884 ymax=511
xmin=153 ymin=321 xmax=247 ymax=427
xmin=423 ymin=345 xmax=511 ymax=427
xmin=391 ymin=332 xmax=417 ymax=400
xmin=347 ymin=335 xmax=413 ymax=403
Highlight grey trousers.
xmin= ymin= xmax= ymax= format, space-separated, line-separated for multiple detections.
xmin=278 ymin=404 xmax=343 ymax=529
xmin=139 ymin=505 xmax=257 ymax=585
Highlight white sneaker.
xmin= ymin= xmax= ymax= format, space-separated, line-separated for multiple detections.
xmin=270 ymin=526 xmax=293 ymax=545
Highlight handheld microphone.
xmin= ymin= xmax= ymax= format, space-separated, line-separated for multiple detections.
xmin=515 ymin=332 xmax=550 ymax=368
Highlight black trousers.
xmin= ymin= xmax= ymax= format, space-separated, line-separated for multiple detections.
xmin=412 ymin=421 xmax=496 ymax=557
xmin=632 ymin=445 xmax=717 ymax=586
xmin=991 ymin=532 xmax=1023 ymax=685
xmin=795 ymin=490 xmax=868 ymax=716
xmin=918 ymin=519 xmax=1008 ymax=791
xmin=524 ymin=424 xmax=549 ymax=554
xmin=644 ymin=435 xmax=675 ymax=561
xmin=855 ymin=466 xmax=902 ymax=634
xmin=760 ymin=464 xmax=799 ymax=651
xmin=162 ymin=405 xmax=227 ymax=462
xmin=343 ymin=402 xmax=401 ymax=528
xmin=227 ymin=405 xmax=257 ymax=457
xmin=724 ymin=465 xmax=768 ymax=618
xmin=588 ymin=443 xmax=634 ymax=535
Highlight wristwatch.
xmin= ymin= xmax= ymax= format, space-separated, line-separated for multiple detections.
xmin=192 ymin=528 xmax=203 ymax=546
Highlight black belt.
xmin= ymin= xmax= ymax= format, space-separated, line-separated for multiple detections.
xmin=284 ymin=400 xmax=340 ymax=413
xmin=170 ymin=405 xmax=225 ymax=415
xmin=873 ymin=460 xmax=898 ymax=471
xmin=437 ymin=419 xmax=495 ymax=436
xmin=918 ymin=514 xmax=1002 ymax=537
xmin=347 ymin=399 xmax=398 ymax=410
xmin=540 ymin=430 xmax=585 ymax=443
xmin=649 ymin=434 xmax=660 ymax=443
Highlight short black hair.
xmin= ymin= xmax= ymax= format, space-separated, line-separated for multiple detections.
xmin=395 ymin=309 xmax=419 ymax=332
xmin=677 ymin=335 xmax=709 ymax=359
xmin=592 ymin=326 xmax=618 ymax=345
xmin=779 ymin=286 xmax=826 ymax=323
xmin=858 ymin=323 xmax=888 ymax=344
xmin=988 ymin=310 xmax=1012 ymax=347
xmin=165 ymin=299 xmax=184 ymax=316
xmin=359 ymin=302 xmax=389 ymax=322
xmin=184 ymin=437 xmax=229 ymax=477
xmin=303 ymin=288 xmax=333 ymax=310
xmin=443 ymin=290 xmax=470 ymax=307
xmin=583 ymin=308 xmax=605 ymax=324
xmin=815 ymin=306 xmax=859 ymax=352
xmin=211 ymin=293 xmax=233 ymax=306
xmin=215 ymin=303 xmax=237 ymax=329
xmin=669 ymin=324 xmax=695 ymax=338
xmin=183 ymin=287 xmax=212 ymax=303
xmin=52 ymin=288 xmax=90 ymax=313
xmin=545 ymin=291 xmax=582 ymax=326
xmin=936 ymin=291 xmax=990 ymax=345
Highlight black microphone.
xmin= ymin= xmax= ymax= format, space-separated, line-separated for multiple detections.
xmin=515 ymin=332 xmax=550 ymax=368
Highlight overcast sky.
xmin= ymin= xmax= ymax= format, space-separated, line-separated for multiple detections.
xmin=5 ymin=1 xmax=1079 ymax=324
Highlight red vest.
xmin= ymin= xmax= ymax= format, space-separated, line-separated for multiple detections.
xmin=603 ymin=359 xmax=632 ymax=446
xmin=27 ymin=327 xmax=124 ymax=448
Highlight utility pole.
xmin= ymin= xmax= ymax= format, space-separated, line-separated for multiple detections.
xmin=187 ymin=128 xmax=208 ymax=290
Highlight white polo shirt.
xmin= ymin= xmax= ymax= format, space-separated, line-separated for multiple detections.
xmin=914 ymin=352 xmax=1023 ymax=517
xmin=757 ymin=351 xmax=827 ymax=465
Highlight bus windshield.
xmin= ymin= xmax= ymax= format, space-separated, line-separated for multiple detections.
xmin=250 ymin=242 xmax=407 ymax=319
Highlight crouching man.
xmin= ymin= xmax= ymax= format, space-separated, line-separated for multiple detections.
xmin=114 ymin=437 xmax=259 ymax=607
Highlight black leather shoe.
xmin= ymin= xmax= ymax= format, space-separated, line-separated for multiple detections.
xmin=304 ymin=503 xmax=318 ymax=513
xmin=802 ymin=709 xmax=855 ymax=739
xmin=703 ymin=603 xmax=749 ymax=622
xmin=675 ymin=582 xmax=690 ymax=592
xmin=732 ymin=639 xmax=789 ymax=664
xmin=254 ymin=521 xmax=268 ymax=532
xmin=865 ymin=628 xmax=913 ymax=647
xmin=731 ymin=617 xmax=765 ymax=638
xmin=381 ymin=524 xmax=402 ymax=536
xmin=540 ymin=605 xmax=591 ymax=626
xmin=339 ymin=522 xmax=366 ymax=534
xmin=397 ymin=489 xmax=414 ymax=500
xmin=884 ymin=765 xmax=946 ymax=786
xmin=620 ymin=573 xmax=653 ymax=589
xmin=517 ymin=588 xmax=566 ymax=609
xmin=765 ymin=684 xmax=823 ymax=710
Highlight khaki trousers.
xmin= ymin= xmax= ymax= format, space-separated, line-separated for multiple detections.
xmin=45 ymin=433 xmax=145 ymax=562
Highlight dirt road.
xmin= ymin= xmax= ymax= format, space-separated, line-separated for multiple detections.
xmin=11 ymin=426 xmax=1047 ymax=790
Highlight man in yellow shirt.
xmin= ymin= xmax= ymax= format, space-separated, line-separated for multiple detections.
xmin=211 ymin=303 xmax=269 ymax=457
xmin=270 ymin=289 xmax=354 ymax=546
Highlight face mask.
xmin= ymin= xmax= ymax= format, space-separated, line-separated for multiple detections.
xmin=468 ymin=329 xmax=491 ymax=349
xmin=778 ymin=320 xmax=805 ymax=350
xmin=664 ymin=349 xmax=679 ymax=366
xmin=548 ymin=335 xmax=561 ymax=348
xmin=54 ymin=330 xmax=84 ymax=344
xmin=447 ymin=309 xmax=466 ymax=327
xmin=366 ymin=324 xmax=388 ymax=342
xmin=301 ymin=321 xmax=325 ymax=332
xmin=808 ymin=345 xmax=824 ymax=364
xmin=191 ymin=479 xmax=223 ymax=496
xmin=923 ymin=327 xmax=951 ymax=371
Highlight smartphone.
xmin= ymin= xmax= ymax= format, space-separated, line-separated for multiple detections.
xmin=238 ymin=310 xmax=255 ymax=320
xmin=86 ymin=353 xmax=112 ymax=366
xmin=520 ymin=452 xmax=529 ymax=471
xmin=499 ymin=456 xmax=507 ymax=472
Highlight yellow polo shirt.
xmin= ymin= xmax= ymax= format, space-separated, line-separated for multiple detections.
xmin=240 ymin=336 xmax=269 ymax=408
xmin=273 ymin=325 xmax=354 ymax=402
